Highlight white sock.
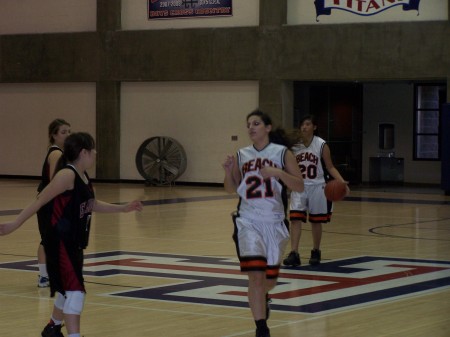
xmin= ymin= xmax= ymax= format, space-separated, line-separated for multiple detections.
xmin=51 ymin=316 xmax=63 ymax=326
xmin=68 ymin=334 xmax=80 ymax=337
xmin=38 ymin=263 xmax=48 ymax=277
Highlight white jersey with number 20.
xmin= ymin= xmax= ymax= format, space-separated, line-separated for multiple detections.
xmin=291 ymin=135 xmax=326 ymax=186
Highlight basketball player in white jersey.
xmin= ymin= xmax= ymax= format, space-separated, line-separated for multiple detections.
xmin=223 ymin=110 xmax=304 ymax=337
xmin=283 ymin=115 xmax=349 ymax=267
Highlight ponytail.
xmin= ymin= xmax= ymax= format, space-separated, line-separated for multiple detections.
xmin=269 ymin=128 xmax=297 ymax=149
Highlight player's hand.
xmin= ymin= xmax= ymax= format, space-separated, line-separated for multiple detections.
xmin=0 ymin=222 xmax=19 ymax=236
xmin=260 ymin=166 xmax=279 ymax=180
xmin=345 ymin=183 xmax=351 ymax=196
xmin=123 ymin=200 xmax=143 ymax=212
xmin=222 ymin=155 xmax=235 ymax=173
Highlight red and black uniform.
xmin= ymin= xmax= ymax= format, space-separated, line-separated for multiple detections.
xmin=43 ymin=165 xmax=95 ymax=297
xmin=37 ymin=145 xmax=62 ymax=243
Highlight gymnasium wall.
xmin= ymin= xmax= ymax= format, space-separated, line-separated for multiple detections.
xmin=0 ymin=0 xmax=96 ymax=34
xmin=362 ymin=82 xmax=441 ymax=184
xmin=0 ymin=0 xmax=261 ymax=183
xmin=0 ymin=83 xmax=97 ymax=176
xmin=120 ymin=81 xmax=258 ymax=182
xmin=0 ymin=0 xmax=448 ymax=185
xmin=0 ymin=80 xmax=257 ymax=182
xmin=287 ymin=0 xmax=448 ymax=24
xmin=0 ymin=0 xmax=97 ymax=175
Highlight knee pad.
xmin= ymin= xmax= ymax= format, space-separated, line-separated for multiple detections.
xmin=54 ymin=292 xmax=66 ymax=310
xmin=63 ymin=291 xmax=85 ymax=315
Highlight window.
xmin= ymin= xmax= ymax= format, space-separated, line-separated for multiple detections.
xmin=413 ymin=83 xmax=446 ymax=160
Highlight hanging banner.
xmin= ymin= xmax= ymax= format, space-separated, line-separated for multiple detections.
xmin=148 ymin=0 xmax=232 ymax=19
xmin=314 ymin=0 xmax=421 ymax=20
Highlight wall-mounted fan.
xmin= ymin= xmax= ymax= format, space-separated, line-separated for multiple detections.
xmin=135 ymin=136 xmax=187 ymax=186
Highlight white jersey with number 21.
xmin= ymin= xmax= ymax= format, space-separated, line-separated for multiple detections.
xmin=236 ymin=143 xmax=287 ymax=220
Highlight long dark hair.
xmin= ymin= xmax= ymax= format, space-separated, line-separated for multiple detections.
xmin=246 ymin=109 xmax=296 ymax=148
xmin=55 ymin=132 xmax=95 ymax=173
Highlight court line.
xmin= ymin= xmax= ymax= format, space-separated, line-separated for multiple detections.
xmin=344 ymin=196 xmax=450 ymax=205
xmin=0 ymin=291 xmax=281 ymax=322
xmin=2 ymin=288 xmax=442 ymax=337
xmin=369 ymin=217 xmax=450 ymax=241
xmin=1 ymin=194 xmax=449 ymax=217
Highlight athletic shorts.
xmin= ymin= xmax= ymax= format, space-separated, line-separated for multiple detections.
xmin=232 ymin=214 xmax=289 ymax=279
xmin=289 ymin=183 xmax=332 ymax=223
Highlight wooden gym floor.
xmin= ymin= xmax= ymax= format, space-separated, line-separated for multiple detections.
xmin=0 ymin=179 xmax=449 ymax=337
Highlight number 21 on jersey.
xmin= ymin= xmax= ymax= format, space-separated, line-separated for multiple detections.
xmin=245 ymin=175 xmax=274 ymax=199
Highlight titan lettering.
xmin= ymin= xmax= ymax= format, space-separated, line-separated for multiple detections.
xmin=330 ymin=0 xmax=405 ymax=13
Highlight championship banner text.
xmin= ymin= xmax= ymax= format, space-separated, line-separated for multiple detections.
xmin=149 ymin=0 xmax=232 ymax=19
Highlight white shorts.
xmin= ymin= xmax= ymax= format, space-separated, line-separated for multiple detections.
xmin=232 ymin=214 xmax=289 ymax=279
xmin=289 ymin=183 xmax=332 ymax=223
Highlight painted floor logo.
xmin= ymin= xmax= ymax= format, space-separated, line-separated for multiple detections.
xmin=1 ymin=251 xmax=449 ymax=314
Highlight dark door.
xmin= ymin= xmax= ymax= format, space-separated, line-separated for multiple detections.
xmin=294 ymin=82 xmax=363 ymax=184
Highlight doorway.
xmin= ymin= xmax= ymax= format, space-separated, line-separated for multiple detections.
xmin=293 ymin=82 xmax=363 ymax=184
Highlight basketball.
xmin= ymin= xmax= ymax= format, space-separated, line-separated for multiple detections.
xmin=324 ymin=180 xmax=347 ymax=201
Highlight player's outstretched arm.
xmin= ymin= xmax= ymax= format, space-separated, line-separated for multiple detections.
xmin=93 ymin=199 xmax=143 ymax=213
xmin=0 ymin=169 xmax=73 ymax=236
xmin=0 ymin=221 xmax=20 ymax=236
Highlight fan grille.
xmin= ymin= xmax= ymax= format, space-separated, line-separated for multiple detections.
xmin=136 ymin=137 xmax=187 ymax=185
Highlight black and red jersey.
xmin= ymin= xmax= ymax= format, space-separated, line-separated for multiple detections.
xmin=45 ymin=165 xmax=95 ymax=296
xmin=50 ymin=165 xmax=95 ymax=249
xmin=37 ymin=145 xmax=62 ymax=239
xmin=37 ymin=145 xmax=62 ymax=193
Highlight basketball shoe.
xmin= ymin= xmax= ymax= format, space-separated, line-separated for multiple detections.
xmin=38 ymin=275 xmax=50 ymax=288
xmin=309 ymin=249 xmax=321 ymax=266
xmin=283 ymin=251 xmax=301 ymax=267
xmin=256 ymin=327 xmax=271 ymax=337
xmin=41 ymin=323 xmax=64 ymax=337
